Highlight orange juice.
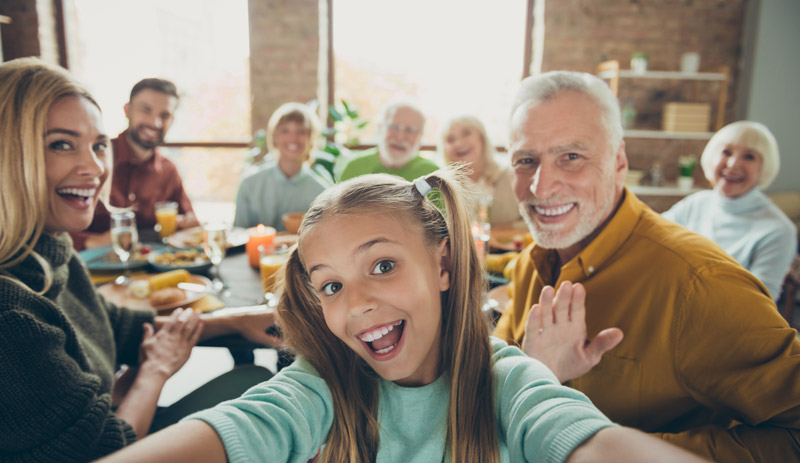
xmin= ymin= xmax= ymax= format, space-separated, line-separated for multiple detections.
xmin=155 ymin=202 xmax=178 ymax=238
xmin=260 ymin=253 xmax=288 ymax=294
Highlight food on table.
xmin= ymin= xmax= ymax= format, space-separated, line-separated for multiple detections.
xmin=151 ymin=249 xmax=210 ymax=267
xmin=102 ymin=244 xmax=152 ymax=263
xmin=149 ymin=287 xmax=185 ymax=307
xmin=492 ymin=232 xmax=533 ymax=251
xmin=148 ymin=269 xmax=191 ymax=291
xmin=485 ymin=251 xmax=519 ymax=275
xmin=128 ymin=280 xmax=151 ymax=299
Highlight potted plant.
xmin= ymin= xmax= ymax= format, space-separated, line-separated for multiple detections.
xmin=677 ymin=154 xmax=697 ymax=189
xmin=312 ymin=99 xmax=369 ymax=181
xmin=631 ymin=52 xmax=649 ymax=74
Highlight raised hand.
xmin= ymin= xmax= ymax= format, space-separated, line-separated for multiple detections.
xmin=522 ymin=282 xmax=623 ymax=383
xmin=139 ymin=307 xmax=203 ymax=379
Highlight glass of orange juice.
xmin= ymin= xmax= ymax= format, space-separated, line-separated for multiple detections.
xmin=154 ymin=201 xmax=179 ymax=241
xmin=259 ymin=245 xmax=290 ymax=303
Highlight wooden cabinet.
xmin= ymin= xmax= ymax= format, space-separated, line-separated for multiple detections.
xmin=596 ymin=59 xmax=730 ymax=140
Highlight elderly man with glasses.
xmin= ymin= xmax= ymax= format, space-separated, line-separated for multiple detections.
xmin=338 ymin=101 xmax=439 ymax=182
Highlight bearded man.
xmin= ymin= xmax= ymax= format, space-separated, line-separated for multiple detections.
xmin=338 ymin=101 xmax=438 ymax=182
xmin=72 ymin=78 xmax=198 ymax=250
xmin=493 ymin=70 xmax=800 ymax=462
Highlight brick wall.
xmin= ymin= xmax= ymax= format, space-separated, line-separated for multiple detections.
xmin=248 ymin=0 xmax=321 ymax=135
xmin=542 ymin=0 xmax=747 ymax=184
xmin=0 ymin=0 xmax=42 ymax=60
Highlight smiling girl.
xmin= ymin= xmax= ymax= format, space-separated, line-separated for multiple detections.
xmin=99 ymin=168 xmax=708 ymax=463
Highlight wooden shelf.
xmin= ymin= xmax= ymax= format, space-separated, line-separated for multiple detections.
xmin=597 ymin=59 xmax=729 ymax=132
xmin=623 ymin=129 xmax=714 ymax=140
xmin=628 ymin=184 xmax=704 ymax=196
xmin=598 ymin=69 xmax=727 ymax=81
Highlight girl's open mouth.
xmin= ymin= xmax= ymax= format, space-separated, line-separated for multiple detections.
xmin=358 ymin=320 xmax=405 ymax=359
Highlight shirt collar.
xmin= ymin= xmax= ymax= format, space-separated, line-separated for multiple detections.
xmin=713 ymin=187 xmax=765 ymax=214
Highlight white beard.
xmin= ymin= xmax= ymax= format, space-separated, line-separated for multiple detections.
xmin=519 ymin=180 xmax=616 ymax=250
xmin=378 ymin=139 xmax=417 ymax=169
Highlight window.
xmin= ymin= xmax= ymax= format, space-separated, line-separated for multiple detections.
xmin=332 ymin=0 xmax=528 ymax=148
xmin=68 ymin=0 xmax=251 ymax=203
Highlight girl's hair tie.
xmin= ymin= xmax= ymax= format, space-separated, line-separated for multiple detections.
xmin=414 ymin=177 xmax=432 ymax=198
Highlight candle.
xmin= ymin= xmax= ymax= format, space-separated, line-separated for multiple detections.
xmin=246 ymin=224 xmax=276 ymax=267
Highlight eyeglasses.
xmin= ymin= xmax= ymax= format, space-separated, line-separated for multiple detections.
xmin=387 ymin=123 xmax=420 ymax=136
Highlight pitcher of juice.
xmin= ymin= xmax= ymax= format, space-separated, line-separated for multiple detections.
xmin=154 ymin=201 xmax=179 ymax=240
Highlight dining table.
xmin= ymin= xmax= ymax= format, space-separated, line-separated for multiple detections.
xmin=86 ymin=232 xmax=284 ymax=368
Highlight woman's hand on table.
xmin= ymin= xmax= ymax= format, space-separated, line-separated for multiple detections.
xmin=521 ymin=282 xmax=623 ymax=383
xmin=141 ymin=307 xmax=203 ymax=379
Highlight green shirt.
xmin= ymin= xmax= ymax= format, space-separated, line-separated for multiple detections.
xmin=338 ymin=148 xmax=439 ymax=182
xmin=186 ymin=337 xmax=614 ymax=463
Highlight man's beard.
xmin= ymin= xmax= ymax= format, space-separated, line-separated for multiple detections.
xmin=378 ymin=139 xmax=417 ymax=169
xmin=129 ymin=125 xmax=163 ymax=150
xmin=520 ymin=180 xmax=615 ymax=250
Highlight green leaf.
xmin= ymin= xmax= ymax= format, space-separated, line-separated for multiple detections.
xmin=356 ymin=120 xmax=369 ymax=129
xmin=341 ymin=99 xmax=359 ymax=119
xmin=323 ymin=143 xmax=341 ymax=156
xmin=329 ymin=105 xmax=343 ymax=122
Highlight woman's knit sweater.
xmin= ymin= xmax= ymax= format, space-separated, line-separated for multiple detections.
xmin=0 ymin=233 xmax=154 ymax=462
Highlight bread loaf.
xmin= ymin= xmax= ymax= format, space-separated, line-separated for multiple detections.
xmin=149 ymin=287 xmax=185 ymax=307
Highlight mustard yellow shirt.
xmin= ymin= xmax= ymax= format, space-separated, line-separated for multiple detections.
xmin=494 ymin=189 xmax=800 ymax=462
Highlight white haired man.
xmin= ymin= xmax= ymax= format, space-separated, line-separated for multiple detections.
xmin=338 ymin=101 xmax=438 ymax=182
xmin=493 ymin=70 xmax=800 ymax=461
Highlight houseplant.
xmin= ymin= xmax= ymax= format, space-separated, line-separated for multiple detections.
xmin=313 ymin=99 xmax=369 ymax=180
xmin=677 ymin=154 xmax=697 ymax=189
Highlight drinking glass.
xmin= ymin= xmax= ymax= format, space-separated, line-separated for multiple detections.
xmin=203 ymin=222 xmax=228 ymax=292
xmin=110 ymin=210 xmax=138 ymax=286
xmin=154 ymin=201 xmax=179 ymax=243
xmin=260 ymin=244 xmax=290 ymax=307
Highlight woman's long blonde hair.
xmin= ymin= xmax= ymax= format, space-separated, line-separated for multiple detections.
xmin=0 ymin=58 xmax=105 ymax=292
xmin=440 ymin=115 xmax=502 ymax=185
xmin=278 ymin=166 xmax=498 ymax=462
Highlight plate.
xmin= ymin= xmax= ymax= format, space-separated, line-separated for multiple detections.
xmin=166 ymin=226 xmax=249 ymax=249
xmin=487 ymin=284 xmax=511 ymax=315
xmin=275 ymin=233 xmax=299 ymax=249
xmin=147 ymin=247 xmax=213 ymax=274
xmin=97 ymin=274 xmax=212 ymax=312
xmin=80 ymin=244 xmax=163 ymax=272
xmin=489 ymin=228 xmax=533 ymax=252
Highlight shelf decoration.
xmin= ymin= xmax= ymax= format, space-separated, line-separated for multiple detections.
xmin=677 ymin=155 xmax=697 ymax=190
xmin=631 ymin=52 xmax=649 ymax=74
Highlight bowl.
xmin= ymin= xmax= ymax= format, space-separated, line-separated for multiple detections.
xmin=147 ymin=247 xmax=213 ymax=274
xmin=281 ymin=212 xmax=305 ymax=234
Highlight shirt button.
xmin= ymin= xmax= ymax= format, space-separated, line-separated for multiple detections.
xmin=128 ymin=193 xmax=136 ymax=201
xmin=588 ymin=266 xmax=595 ymax=273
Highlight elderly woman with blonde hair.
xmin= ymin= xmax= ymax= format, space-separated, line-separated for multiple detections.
xmin=663 ymin=121 xmax=797 ymax=301
xmin=440 ymin=115 xmax=524 ymax=228
xmin=234 ymin=102 xmax=332 ymax=231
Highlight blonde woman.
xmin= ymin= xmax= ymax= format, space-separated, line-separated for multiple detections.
xmin=440 ymin=115 xmax=524 ymax=228
xmin=0 ymin=58 xmax=277 ymax=462
xmin=234 ymin=102 xmax=332 ymax=231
